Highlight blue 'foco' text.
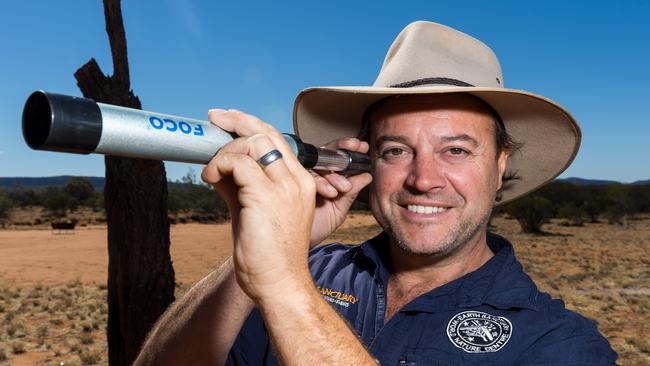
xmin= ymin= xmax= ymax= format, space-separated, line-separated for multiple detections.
xmin=148 ymin=116 xmax=204 ymax=136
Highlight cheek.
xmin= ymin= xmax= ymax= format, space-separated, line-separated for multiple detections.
xmin=445 ymin=163 xmax=498 ymax=200
xmin=372 ymin=163 xmax=408 ymax=193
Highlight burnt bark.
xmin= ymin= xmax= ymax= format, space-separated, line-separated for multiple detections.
xmin=74 ymin=1 xmax=175 ymax=364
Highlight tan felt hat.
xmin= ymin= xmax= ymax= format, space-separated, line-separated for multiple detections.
xmin=293 ymin=21 xmax=581 ymax=204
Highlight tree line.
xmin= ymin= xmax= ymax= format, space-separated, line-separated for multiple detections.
xmin=498 ymin=181 xmax=650 ymax=233
xmin=0 ymin=177 xmax=102 ymax=220
xmin=0 ymin=176 xmax=230 ymax=225
xmin=1 ymin=178 xmax=649 ymax=232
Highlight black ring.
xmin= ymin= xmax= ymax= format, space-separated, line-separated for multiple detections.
xmin=257 ymin=149 xmax=283 ymax=168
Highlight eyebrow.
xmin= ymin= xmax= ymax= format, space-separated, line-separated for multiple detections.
xmin=373 ymin=134 xmax=479 ymax=149
xmin=373 ymin=135 xmax=410 ymax=149
xmin=440 ymin=134 xmax=479 ymax=147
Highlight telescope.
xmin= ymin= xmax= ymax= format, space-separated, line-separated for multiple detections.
xmin=22 ymin=91 xmax=370 ymax=174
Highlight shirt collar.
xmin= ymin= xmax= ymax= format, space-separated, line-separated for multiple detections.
xmin=354 ymin=231 xmax=540 ymax=312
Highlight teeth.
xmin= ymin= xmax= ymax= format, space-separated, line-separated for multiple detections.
xmin=407 ymin=205 xmax=448 ymax=214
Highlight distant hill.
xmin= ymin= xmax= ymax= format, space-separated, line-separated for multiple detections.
xmin=0 ymin=176 xmax=105 ymax=191
xmin=557 ymin=177 xmax=621 ymax=186
xmin=558 ymin=177 xmax=650 ymax=186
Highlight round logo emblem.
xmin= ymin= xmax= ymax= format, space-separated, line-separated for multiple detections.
xmin=447 ymin=311 xmax=513 ymax=353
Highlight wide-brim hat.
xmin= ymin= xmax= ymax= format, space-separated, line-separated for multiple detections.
xmin=293 ymin=21 xmax=580 ymax=204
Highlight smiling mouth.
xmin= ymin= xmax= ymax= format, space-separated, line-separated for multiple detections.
xmin=406 ymin=204 xmax=449 ymax=214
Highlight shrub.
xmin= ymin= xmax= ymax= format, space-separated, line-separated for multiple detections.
xmin=504 ymin=196 xmax=554 ymax=233
xmin=63 ymin=177 xmax=96 ymax=209
xmin=557 ymin=203 xmax=587 ymax=226
xmin=36 ymin=325 xmax=48 ymax=339
xmin=0 ymin=195 xmax=11 ymax=228
xmin=79 ymin=349 xmax=101 ymax=364
xmin=43 ymin=187 xmax=73 ymax=217
xmin=7 ymin=188 xmax=39 ymax=207
xmin=80 ymin=332 xmax=94 ymax=344
xmin=605 ymin=206 xmax=626 ymax=225
xmin=11 ymin=341 xmax=25 ymax=354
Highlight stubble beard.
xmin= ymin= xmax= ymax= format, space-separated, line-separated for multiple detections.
xmin=384 ymin=205 xmax=493 ymax=259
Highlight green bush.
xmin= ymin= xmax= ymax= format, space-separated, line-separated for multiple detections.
xmin=167 ymin=182 xmax=228 ymax=219
xmin=63 ymin=177 xmax=96 ymax=209
xmin=42 ymin=187 xmax=74 ymax=217
xmin=6 ymin=188 xmax=39 ymax=207
xmin=0 ymin=195 xmax=12 ymax=227
xmin=557 ymin=203 xmax=587 ymax=226
xmin=504 ymin=196 xmax=554 ymax=233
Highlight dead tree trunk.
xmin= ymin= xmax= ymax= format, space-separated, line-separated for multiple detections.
xmin=74 ymin=1 xmax=175 ymax=364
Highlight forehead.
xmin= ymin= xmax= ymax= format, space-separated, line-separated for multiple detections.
xmin=368 ymin=94 xmax=496 ymax=141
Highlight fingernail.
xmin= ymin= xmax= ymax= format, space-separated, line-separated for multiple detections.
xmin=208 ymin=108 xmax=227 ymax=114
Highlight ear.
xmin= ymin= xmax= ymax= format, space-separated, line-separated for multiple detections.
xmin=496 ymin=150 xmax=510 ymax=191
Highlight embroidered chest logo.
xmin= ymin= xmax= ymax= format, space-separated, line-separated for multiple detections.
xmin=447 ymin=311 xmax=513 ymax=353
xmin=318 ymin=287 xmax=358 ymax=308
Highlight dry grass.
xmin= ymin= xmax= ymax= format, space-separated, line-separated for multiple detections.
xmin=0 ymin=281 xmax=107 ymax=365
xmin=0 ymin=213 xmax=648 ymax=365
xmin=4 ymin=207 xmax=106 ymax=230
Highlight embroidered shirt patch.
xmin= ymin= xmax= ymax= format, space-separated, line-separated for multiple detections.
xmin=447 ymin=311 xmax=512 ymax=353
xmin=318 ymin=287 xmax=358 ymax=308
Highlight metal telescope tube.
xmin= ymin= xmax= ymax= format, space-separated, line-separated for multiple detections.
xmin=22 ymin=91 xmax=370 ymax=174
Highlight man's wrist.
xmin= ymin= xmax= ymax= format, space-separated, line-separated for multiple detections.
xmin=253 ymin=272 xmax=317 ymax=312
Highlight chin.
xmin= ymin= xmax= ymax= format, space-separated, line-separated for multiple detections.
xmin=384 ymin=214 xmax=488 ymax=258
xmin=386 ymin=225 xmax=462 ymax=258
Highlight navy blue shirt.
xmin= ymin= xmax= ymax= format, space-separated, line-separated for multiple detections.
xmin=228 ymin=232 xmax=617 ymax=365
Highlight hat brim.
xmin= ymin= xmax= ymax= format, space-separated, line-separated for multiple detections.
xmin=293 ymin=86 xmax=581 ymax=204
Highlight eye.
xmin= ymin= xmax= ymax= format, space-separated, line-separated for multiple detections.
xmin=378 ymin=146 xmax=412 ymax=163
xmin=448 ymin=147 xmax=468 ymax=155
xmin=385 ymin=148 xmax=405 ymax=156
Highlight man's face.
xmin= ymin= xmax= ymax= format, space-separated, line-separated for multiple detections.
xmin=368 ymin=94 xmax=509 ymax=257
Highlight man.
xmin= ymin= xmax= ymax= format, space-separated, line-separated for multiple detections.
xmin=136 ymin=21 xmax=616 ymax=365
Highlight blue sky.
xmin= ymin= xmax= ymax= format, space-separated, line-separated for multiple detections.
xmin=1 ymin=0 xmax=648 ymax=182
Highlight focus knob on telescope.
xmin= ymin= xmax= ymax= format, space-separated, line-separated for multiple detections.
xmin=342 ymin=149 xmax=371 ymax=175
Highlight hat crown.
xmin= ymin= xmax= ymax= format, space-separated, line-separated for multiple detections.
xmin=374 ymin=21 xmax=504 ymax=89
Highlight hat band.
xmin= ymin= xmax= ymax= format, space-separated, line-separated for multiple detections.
xmin=389 ymin=77 xmax=506 ymax=132
xmin=390 ymin=77 xmax=474 ymax=88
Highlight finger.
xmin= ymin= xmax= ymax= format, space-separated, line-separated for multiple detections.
xmin=212 ymin=176 xmax=239 ymax=210
xmin=208 ymin=109 xmax=304 ymax=174
xmin=202 ymin=151 xmax=271 ymax=190
xmin=312 ymin=170 xmax=372 ymax=200
xmin=321 ymin=137 xmax=369 ymax=154
xmin=312 ymin=172 xmax=339 ymax=198
xmin=319 ymin=171 xmax=353 ymax=193
xmin=215 ymin=133 xmax=292 ymax=184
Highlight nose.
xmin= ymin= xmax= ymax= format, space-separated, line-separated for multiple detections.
xmin=405 ymin=153 xmax=446 ymax=193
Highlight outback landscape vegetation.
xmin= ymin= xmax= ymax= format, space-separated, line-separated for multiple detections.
xmin=0 ymin=176 xmax=648 ymax=365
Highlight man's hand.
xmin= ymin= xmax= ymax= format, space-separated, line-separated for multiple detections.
xmin=201 ymin=108 xmax=317 ymax=303
xmin=310 ymin=138 xmax=372 ymax=246
xmin=202 ymin=109 xmax=377 ymax=366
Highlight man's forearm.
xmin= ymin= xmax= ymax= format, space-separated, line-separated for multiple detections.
xmin=134 ymin=258 xmax=254 ymax=366
xmin=259 ymin=275 xmax=378 ymax=366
